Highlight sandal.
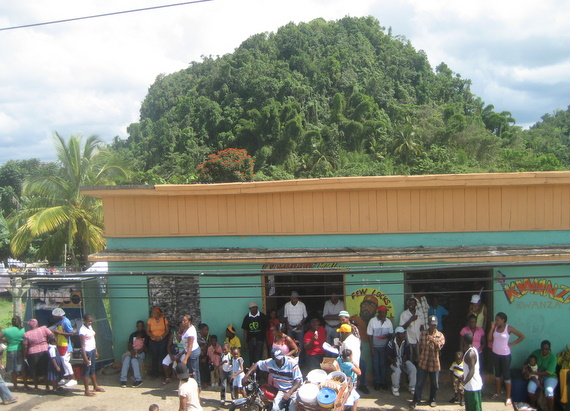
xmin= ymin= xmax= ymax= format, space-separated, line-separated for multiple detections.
xmin=85 ymin=392 xmax=96 ymax=397
xmin=2 ymin=397 xmax=18 ymax=405
xmin=94 ymin=387 xmax=106 ymax=392
xmin=162 ymin=378 xmax=171 ymax=385
xmin=491 ymin=393 xmax=499 ymax=400
xmin=505 ymin=398 xmax=513 ymax=406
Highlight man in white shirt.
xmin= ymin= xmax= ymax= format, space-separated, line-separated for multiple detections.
xmin=399 ymin=298 xmax=423 ymax=364
xmin=337 ymin=324 xmax=361 ymax=372
xmin=323 ymin=293 xmax=345 ymax=344
xmin=367 ymin=305 xmax=393 ymax=390
xmin=283 ymin=291 xmax=307 ymax=349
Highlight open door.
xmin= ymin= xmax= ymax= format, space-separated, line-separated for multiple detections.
xmin=82 ymin=278 xmax=114 ymax=365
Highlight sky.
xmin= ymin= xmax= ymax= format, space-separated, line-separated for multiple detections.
xmin=0 ymin=0 xmax=569 ymax=164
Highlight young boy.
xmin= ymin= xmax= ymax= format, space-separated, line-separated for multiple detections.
xmin=449 ymin=351 xmax=464 ymax=406
xmin=230 ymin=347 xmax=246 ymax=400
xmin=207 ymin=335 xmax=222 ymax=387
xmin=219 ymin=343 xmax=233 ymax=405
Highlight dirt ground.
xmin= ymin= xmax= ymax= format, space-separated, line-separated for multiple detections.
xmin=0 ymin=369 xmax=557 ymax=411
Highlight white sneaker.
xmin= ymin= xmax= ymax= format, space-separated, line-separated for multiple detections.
xmin=409 ymin=387 xmax=415 ymax=395
xmin=392 ymin=386 xmax=400 ymax=396
xmin=64 ymin=379 xmax=78 ymax=387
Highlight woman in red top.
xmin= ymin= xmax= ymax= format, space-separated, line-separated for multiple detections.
xmin=303 ymin=319 xmax=327 ymax=372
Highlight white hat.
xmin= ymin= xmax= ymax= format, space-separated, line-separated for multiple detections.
xmin=470 ymin=295 xmax=481 ymax=304
xmin=52 ymin=307 xmax=66 ymax=317
xmin=395 ymin=326 xmax=406 ymax=334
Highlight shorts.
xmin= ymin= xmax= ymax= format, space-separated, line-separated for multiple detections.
xmin=82 ymin=350 xmax=96 ymax=377
xmin=453 ymin=376 xmax=464 ymax=393
xmin=6 ymin=351 xmax=24 ymax=374
xmin=233 ymin=373 xmax=244 ymax=388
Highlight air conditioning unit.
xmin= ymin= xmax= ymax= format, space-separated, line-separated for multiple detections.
xmin=61 ymin=291 xmax=82 ymax=307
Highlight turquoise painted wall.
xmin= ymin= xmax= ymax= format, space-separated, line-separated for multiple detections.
xmin=108 ymin=263 xmax=150 ymax=361
xmin=107 ymin=230 xmax=569 ymax=250
xmin=492 ymin=266 xmax=570 ymax=366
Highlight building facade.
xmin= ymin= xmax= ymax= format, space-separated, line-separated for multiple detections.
xmin=83 ymin=172 xmax=570 ymax=366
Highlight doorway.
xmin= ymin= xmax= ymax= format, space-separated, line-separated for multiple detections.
xmin=264 ymin=273 xmax=344 ymax=322
xmin=405 ymin=269 xmax=493 ymax=367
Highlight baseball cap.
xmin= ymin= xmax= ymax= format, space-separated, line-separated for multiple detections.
xmin=337 ymin=324 xmax=352 ymax=333
xmin=428 ymin=315 xmax=438 ymax=325
xmin=175 ymin=362 xmax=190 ymax=379
xmin=378 ymin=305 xmax=387 ymax=312
xmin=271 ymin=348 xmax=285 ymax=361
xmin=249 ymin=301 xmax=258 ymax=308
xmin=470 ymin=294 xmax=481 ymax=304
xmin=395 ymin=326 xmax=406 ymax=334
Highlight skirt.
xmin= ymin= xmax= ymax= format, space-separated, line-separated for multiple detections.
xmin=47 ymin=355 xmax=65 ymax=382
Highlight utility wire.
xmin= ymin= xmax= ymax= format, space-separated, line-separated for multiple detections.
xmin=0 ymin=0 xmax=213 ymax=32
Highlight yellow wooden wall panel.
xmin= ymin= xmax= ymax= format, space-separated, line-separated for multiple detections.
xmin=452 ymin=189 xmax=465 ymax=230
xmin=376 ymin=190 xmax=388 ymax=232
xmin=476 ymin=188 xmax=490 ymax=231
xmin=99 ymin=180 xmax=570 ymax=237
xmin=488 ymin=188 xmax=501 ymax=230
xmin=323 ymin=192 xmax=337 ymax=232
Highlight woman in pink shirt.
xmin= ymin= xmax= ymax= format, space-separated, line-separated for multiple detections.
xmin=487 ymin=312 xmax=525 ymax=406
xmin=459 ymin=314 xmax=485 ymax=358
xmin=23 ymin=319 xmax=52 ymax=390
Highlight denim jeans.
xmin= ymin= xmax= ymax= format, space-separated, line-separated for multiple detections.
xmin=372 ymin=346 xmax=387 ymax=384
xmin=0 ymin=373 xmax=15 ymax=403
xmin=120 ymin=352 xmax=146 ymax=382
xmin=413 ymin=367 xmax=439 ymax=404
xmin=188 ymin=347 xmax=201 ymax=388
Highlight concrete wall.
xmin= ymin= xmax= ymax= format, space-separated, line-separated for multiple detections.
xmin=492 ymin=266 xmax=570 ymax=365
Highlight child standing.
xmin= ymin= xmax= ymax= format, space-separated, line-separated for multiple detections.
xmin=230 ymin=347 xmax=246 ymax=400
xmin=220 ymin=343 xmax=233 ymax=405
xmin=207 ymin=335 xmax=222 ymax=387
xmin=337 ymin=349 xmax=361 ymax=411
xmin=47 ymin=334 xmax=65 ymax=392
xmin=449 ymin=351 xmax=465 ymax=406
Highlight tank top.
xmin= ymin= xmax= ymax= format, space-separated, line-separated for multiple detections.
xmin=272 ymin=339 xmax=291 ymax=355
xmin=492 ymin=324 xmax=510 ymax=355
xmin=463 ymin=346 xmax=483 ymax=391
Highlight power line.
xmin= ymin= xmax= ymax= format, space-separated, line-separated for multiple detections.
xmin=0 ymin=0 xmax=214 ymax=32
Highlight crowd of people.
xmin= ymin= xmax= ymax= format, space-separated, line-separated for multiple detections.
xmin=0 ymin=291 xmax=563 ymax=411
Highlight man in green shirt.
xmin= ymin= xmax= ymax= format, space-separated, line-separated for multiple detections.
xmin=0 ymin=316 xmax=28 ymax=391
xmin=527 ymin=340 xmax=558 ymax=411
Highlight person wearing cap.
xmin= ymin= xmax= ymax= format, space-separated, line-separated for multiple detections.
xmin=338 ymin=324 xmax=361 ymax=373
xmin=387 ymin=326 xmax=416 ymax=397
xmin=467 ymin=294 xmax=487 ymax=331
xmin=241 ymin=301 xmax=269 ymax=365
xmin=399 ymin=298 xmax=423 ymax=364
xmin=52 ymin=307 xmax=77 ymax=387
xmin=323 ymin=292 xmax=345 ymax=345
xmin=367 ymin=305 xmax=393 ymax=390
xmin=175 ymin=362 xmax=203 ymax=411
xmin=283 ymin=291 xmax=307 ymax=351
xmin=410 ymin=315 xmax=445 ymax=409
xmin=23 ymin=318 xmax=52 ymax=390
xmin=339 ymin=311 xmax=369 ymax=395
xmin=243 ymin=348 xmax=302 ymax=411
xmin=225 ymin=324 xmax=241 ymax=350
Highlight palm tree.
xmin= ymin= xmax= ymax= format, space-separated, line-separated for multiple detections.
xmin=393 ymin=117 xmax=422 ymax=162
xmin=10 ymin=133 xmax=129 ymax=267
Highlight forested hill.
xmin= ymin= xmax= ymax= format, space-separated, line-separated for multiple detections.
xmin=113 ymin=16 xmax=568 ymax=183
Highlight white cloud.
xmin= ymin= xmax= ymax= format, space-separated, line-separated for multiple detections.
xmin=0 ymin=0 xmax=568 ymax=163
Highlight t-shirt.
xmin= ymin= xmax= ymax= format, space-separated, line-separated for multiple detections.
xmin=532 ymin=348 xmax=558 ymax=378
xmin=284 ymin=301 xmax=307 ymax=327
xmin=179 ymin=378 xmax=203 ymax=411
xmin=79 ymin=325 xmax=96 ymax=352
xmin=225 ymin=335 xmax=241 ymax=349
xmin=241 ymin=311 xmax=269 ymax=341
xmin=183 ymin=325 xmax=200 ymax=352
xmin=323 ymin=299 xmax=345 ymax=327
xmin=220 ymin=352 xmax=232 ymax=372
xmin=398 ymin=309 xmax=422 ymax=344
xmin=48 ymin=344 xmax=58 ymax=359
xmin=24 ymin=326 xmax=52 ymax=354
xmin=449 ymin=361 xmax=464 ymax=378
xmin=130 ymin=332 xmax=146 ymax=351
xmin=207 ymin=344 xmax=222 ymax=366
xmin=340 ymin=334 xmax=361 ymax=369
xmin=147 ymin=317 xmax=168 ymax=340
xmin=256 ymin=357 xmax=302 ymax=392
xmin=303 ymin=327 xmax=327 ymax=356
xmin=367 ymin=317 xmax=393 ymax=348
xmin=3 ymin=326 xmax=25 ymax=351
xmin=428 ymin=305 xmax=449 ymax=331
xmin=459 ymin=326 xmax=485 ymax=352
xmin=56 ymin=317 xmax=74 ymax=353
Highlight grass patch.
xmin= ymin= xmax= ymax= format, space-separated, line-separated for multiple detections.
xmin=0 ymin=297 xmax=13 ymax=330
